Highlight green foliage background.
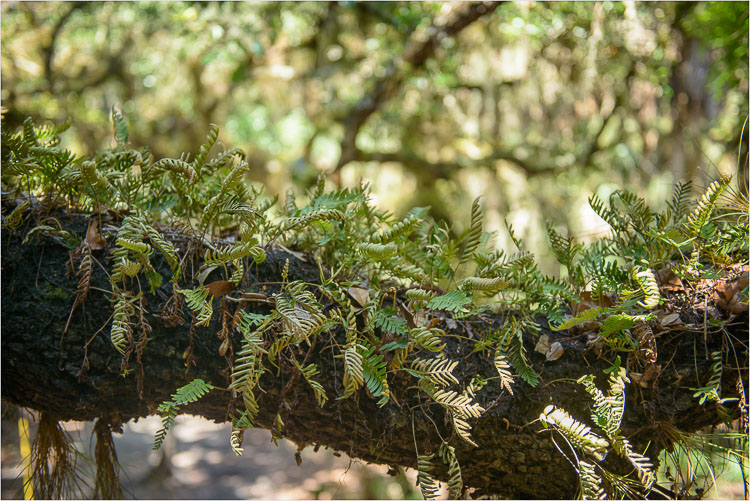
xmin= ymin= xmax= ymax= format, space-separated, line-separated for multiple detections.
xmin=2 ymin=1 xmax=747 ymax=273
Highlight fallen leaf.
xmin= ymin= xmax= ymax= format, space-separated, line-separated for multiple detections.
xmin=205 ymin=280 xmax=235 ymax=298
xmin=535 ymin=334 xmax=550 ymax=355
xmin=659 ymin=313 xmax=682 ymax=327
xmin=348 ymin=286 xmax=370 ymax=308
xmin=546 ymin=342 xmax=564 ymax=361
xmin=85 ymin=219 xmax=106 ymax=250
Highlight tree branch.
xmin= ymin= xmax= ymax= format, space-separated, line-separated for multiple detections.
xmin=1 ymin=210 xmax=745 ymax=499
xmin=334 ymin=2 xmax=503 ymax=173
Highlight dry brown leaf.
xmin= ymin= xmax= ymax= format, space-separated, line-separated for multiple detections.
xmin=535 ymin=334 xmax=550 ymax=355
xmin=546 ymin=342 xmax=564 ymax=361
xmin=85 ymin=219 xmax=106 ymax=250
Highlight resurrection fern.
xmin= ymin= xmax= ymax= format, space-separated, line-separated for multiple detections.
xmin=427 ymin=290 xmax=471 ymax=313
xmin=439 ymin=441 xmax=463 ymax=499
xmin=153 ymin=379 xmax=214 ymax=450
xmin=4 ymin=116 xmax=746 ymax=500
xmin=416 ymin=454 xmax=440 ymax=500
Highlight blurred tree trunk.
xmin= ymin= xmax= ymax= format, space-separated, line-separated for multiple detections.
xmin=1 ymin=210 xmax=746 ymax=499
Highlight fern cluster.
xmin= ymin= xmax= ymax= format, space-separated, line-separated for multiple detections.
xmin=3 ymin=115 xmax=747 ymax=500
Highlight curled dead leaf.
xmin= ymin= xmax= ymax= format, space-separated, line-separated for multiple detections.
xmin=85 ymin=219 xmax=106 ymax=250
xmin=535 ymin=334 xmax=550 ymax=355
xmin=546 ymin=341 xmax=564 ymax=361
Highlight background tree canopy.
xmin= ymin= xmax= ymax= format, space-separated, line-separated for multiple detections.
xmin=2 ymin=1 xmax=747 ymax=272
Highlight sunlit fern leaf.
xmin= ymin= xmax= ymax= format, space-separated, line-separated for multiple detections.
xmin=459 ymin=197 xmax=483 ymax=264
xmin=630 ymin=268 xmax=660 ymax=309
xmin=432 ymin=389 xmax=484 ymax=420
xmin=687 ymin=178 xmax=729 ymax=235
xmin=550 ymin=306 xmax=608 ymax=331
xmin=340 ymin=344 xmax=364 ymax=399
xmin=176 ymin=286 xmax=213 ymax=327
xmin=407 ymin=358 xmax=460 ymax=388
xmin=374 ymin=214 xmax=422 ymax=243
xmin=416 ymin=454 xmax=441 ymax=500
xmin=427 ymin=290 xmax=471 ymax=313
xmin=153 ymin=379 xmax=214 ymax=450
xmin=111 ymin=108 xmax=129 ymax=147
xmin=152 ymin=157 xmax=197 ymax=182
xmin=110 ymin=291 xmax=140 ymax=354
xmin=410 ymin=327 xmax=446 ymax=352
xmin=406 ymin=288 xmax=436 ymax=301
xmin=2 ymin=199 xmax=29 ymax=230
xmin=460 ymin=276 xmax=510 ymax=292
xmin=579 ymin=460 xmax=606 ymax=500
xmin=610 ymin=437 xmax=654 ymax=491
xmin=494 ymin=350 xmax=515 ymax=395
xmin=357 ymin=242 xmax=397 ymax=260
xmin=141 ymin=222 xmax=180 ymax=278
xmin=230 ymin=428 xmax=244 ymax=456
xmin=282 ymin=208 xmax=345 ymax=234
xmin=439 ymin=442 xmax=463 ymax=499
xmin=540 ymin=405 xmax=609 ymax=460
xmin=229 ymin=259 xmax=244 ymax=285
xmin=205 ymin=240 xmax=266 ymax=266
xmin=451 ymin=414 xmax=479 ymax=448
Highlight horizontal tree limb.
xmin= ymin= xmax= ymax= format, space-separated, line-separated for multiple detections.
xmin=1 ymin=210 xmax=746 ymax=499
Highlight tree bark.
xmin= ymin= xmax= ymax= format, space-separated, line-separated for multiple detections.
xmin=2 ymin=208 xmax=746 ymax=499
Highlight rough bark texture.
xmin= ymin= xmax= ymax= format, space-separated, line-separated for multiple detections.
xmin=2 ymin=209 xmax=747 ymax=499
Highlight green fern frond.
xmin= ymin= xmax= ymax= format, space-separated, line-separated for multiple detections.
xmin=357 ymin=242 xmax=397 ymax=260
xmin=410 ymin=327 xmax=446 ymax=352
xmin=427 ymin=290 xmax=471 ymax=313
xmin=362 ymin=345 xmax=390 ymax=406
xmin=295 ymin=361 xmax=328 ymax=407
xmin=687 ymin=179 xmax=729 ymax=234
xmin=460 ymin=197 xmax=483 ymax=264
xmin=630 ymin=267 xmax=660 ymax=309
xmin=460 ymin=276 xmax=510 ymax=292
xmin=416 ymin=454 xmax=440 ymax=500
xmin=439 ymin=442 xmax=463 ymax=499
xmin=406 ymin=288 xmax=436 ymax=301
xmin=111 ymin=108 xmax=129 ymax=147
xmin=153 ymin=378 xmax=214 ymax=450
xmin=540 ymin=405 xmax=609 ymax=460
xmin=176 ymin=286 xmax=213 ymax=326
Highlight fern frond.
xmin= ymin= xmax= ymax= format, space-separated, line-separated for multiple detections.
xmin=540 ymin=405 xmax=609 ymax=460
xmin=176 ymin=287 xmax=213 ymax=326
xmin=111 ymin=108 xmax=129 ymax=146
xmin=579 ymin=460 xmax=606 ymax=500
xmin=630 ymin=268 xmax=660 ymax=309
xmin=439 ymin=442 xmax=463 ymax=499
xmin=357 ymin=242 xmax=397 ymax=260
xmin=687 ymin=179 xmax=728 ymax=234
xmin=494 ymin=350 xmax=515 ymax=395
xmin=340 ymin=344 xmax=364 ymax=399
xmin=406 ymin=288 xmax=436 ymax=301
xmin=410 ymin=327 xmax=446 ymax=352
xmin=153 ymin=379 xmax=214 ymax=450
xmin=408 ymin=358 xmax=460 ymax=388
xmin=417 ymin=454 xmax=441 ymax=500
xmin=192 ymin=124 xmax=220 ymax=172
xmin=460 ymin=197 xmax=483 ymax=264
xmin=296 ymin=362 xmax=328 ymax=407
xmin=427 ymin=290 xmax=471 ymax=313
xmin=460 ymin=276 xmax=510 ymax=292
xmin=230 ymin=428 xmax=244 ymax=456
xmin=2 ymin=199 xmax=29 ymax=229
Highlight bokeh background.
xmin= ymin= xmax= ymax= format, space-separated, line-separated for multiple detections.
xmin=1 ymin=1 xmax=748 ymax=499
